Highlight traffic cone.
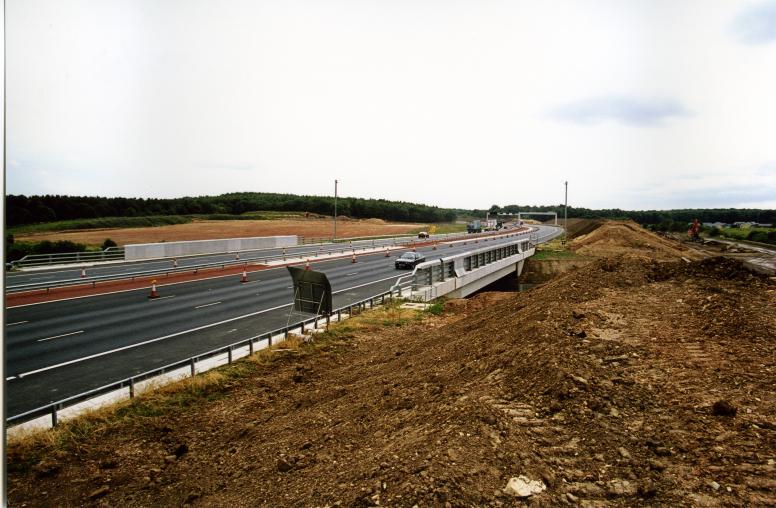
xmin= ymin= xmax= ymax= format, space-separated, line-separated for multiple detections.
xmin=432 ymin=244 xmax=437 ymax=250
xmin=173 ymin=258 xmax=178 ymax=268
xmin=235 ymin=252 xmax=240 ymax=260
xmin=149 ymin=280 xmax=159 ymax=299
xmin=240 ymin=269 xmax=248 ymax=283
xmin=384 ymin=248 xmax=390 ymax=257
xmin=80 ymin=268 xmax=86 ymax=278
xmin=305 ymin=260 xmax=311 ymax=270
xmin=351 ymin=253 xmax=357 ymax=263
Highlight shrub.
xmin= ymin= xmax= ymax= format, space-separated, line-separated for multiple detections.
xmin=101 ymin=238 xmax=118 ymax=249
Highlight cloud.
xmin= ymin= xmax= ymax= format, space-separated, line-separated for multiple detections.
xmin=731 ymin=1 xmax=776 ymax=44
xmin=549 ymin=95 xmax=691 ymax=127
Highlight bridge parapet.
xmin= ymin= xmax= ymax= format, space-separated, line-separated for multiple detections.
xmin=392 ymin=231 xmax=538 ymax=301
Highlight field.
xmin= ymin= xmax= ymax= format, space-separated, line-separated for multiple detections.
xmin=12 ymin=217 xmax=446 ymax=247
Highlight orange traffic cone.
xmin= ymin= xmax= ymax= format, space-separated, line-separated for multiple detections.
xmin=173 ymin=258 xmax=178 ymax=268
xmin=235 ymin=252 xmax=240 ymax=260
xmin=80 ymin=268 xmax=86 ymax=278
xmin=149 ymin=280 xmax=159 ymax=299
xmin=384 ymin=248 xmax=390 ymax=257
xmin=412 ymin=246 xmax=416 ymax=252
xmin=305 ymin=260 xmax=311 ymax=270
xmin=240 ymin=269 xmax=248 ymax=283
xmin=351 ymin=253 xmax=357 ymax=263
xmin=432 ymin=244 xmax=437 ymax=250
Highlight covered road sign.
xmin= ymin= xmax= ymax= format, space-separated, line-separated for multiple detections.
xmin=287 ymin=266 xmax=332 ymax=315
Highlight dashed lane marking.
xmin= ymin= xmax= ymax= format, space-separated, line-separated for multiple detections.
xmin=195 ymin=301 xmax=222 ymax=309
xmin=37 ymin=330 xmax=85 ymax=342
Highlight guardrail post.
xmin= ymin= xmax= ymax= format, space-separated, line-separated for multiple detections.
xmin=326 ymin=314 xmax=330 ymax=327
xmin=249 ymin=338 xmax=254 ymax=355
xmin=267 ymin=333 xmax=273 ymax=346
xmin=337 ymin=309 xmax=342 ymax=321
xmin=190 ymin=358 xmax=196 ymax=376
xmin=51 ymin=405 xmax=58 ymax=427
xmin=129 ymin=377 xmax=135 ymax=398
xmin=228 ymin=347 xmax=233 ymax=364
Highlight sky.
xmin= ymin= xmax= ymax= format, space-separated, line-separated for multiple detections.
xmin=5 ymin=0 xmax=776 ymax=210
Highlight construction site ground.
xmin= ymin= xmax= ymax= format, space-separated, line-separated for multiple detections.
xmin=7 ymin=220 xmax=776 ymax=507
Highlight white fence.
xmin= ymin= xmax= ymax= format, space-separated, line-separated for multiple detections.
xmin=124 ymin=236 xmax=298 ymax=260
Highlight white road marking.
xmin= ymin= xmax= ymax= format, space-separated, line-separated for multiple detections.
xmin=149 ymin=295 xmax=176 ymax=301
xmin=6 ymin=376 xmax=17 ymax=381
xmin=195 ymin=301 xmax=221 ymax=309
xmin=8 ymin=321 xmax=29 ymax=326
xmin=37 ymin=330 xmax=84 ymax=342
xmin=332 ymin=273 xmax=403 ymax=294
xmin=17 ymin=302 xmax=293 ymax=378
xmin=227 ymin=328 xmax=238 ymax=334
xmin=346 ymin=272 xmax=359 ymax=276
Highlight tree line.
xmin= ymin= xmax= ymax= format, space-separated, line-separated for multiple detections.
xmin=6 ymin=192 xmax=457 ymax=227
xmin=7 ymin=193 xmax=774 ymax=229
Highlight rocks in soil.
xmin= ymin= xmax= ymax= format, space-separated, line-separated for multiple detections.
xmin=173 ymin=443 xmax=189 ymax=458
xmin=503 ymin=475 xmax=546 ymax=497
xmin=33 ymin=460 xmax=61 ymax=477
xmin=88 ymin=485 xmax=110 ymax=500
xmin=277 ymin=457 xmax=294 ymax=472
xmin=712 ymin=400 xmax=737 ymax=417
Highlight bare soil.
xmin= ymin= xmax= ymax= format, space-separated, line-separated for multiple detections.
xmin=15 ymin=218 xmax=426 ymax=246
xmin=7 ymin=222 xmax=776 ymax=507
xmin=570 ymin=220 xmax=704 ymax=261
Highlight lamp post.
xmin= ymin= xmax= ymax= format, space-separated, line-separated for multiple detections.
xmin=333 ymin=179 xmax=338 ymax=240
xmin=564 ymin=181 xmax=568 ymax=242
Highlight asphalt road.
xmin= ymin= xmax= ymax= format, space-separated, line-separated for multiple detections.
xmin=5 ymin=233 xmax=459 ymax=288
xmin=5 ymin=226 xmax=560 ymax=418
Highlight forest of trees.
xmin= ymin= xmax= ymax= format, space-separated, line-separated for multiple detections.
xmin=6 ymin=192 xmax=775 ymax=229
xmin=6 ymin=192 xmax=458 ymax=227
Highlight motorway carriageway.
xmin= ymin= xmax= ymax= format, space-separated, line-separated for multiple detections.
xmin=5 ymin=235 xmax=444 ymax=288
xmin=5 ymin=226 xmax=559 ymax=417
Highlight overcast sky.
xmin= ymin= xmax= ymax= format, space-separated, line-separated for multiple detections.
xmin=6 ymin=0 xmax=776 ymax=210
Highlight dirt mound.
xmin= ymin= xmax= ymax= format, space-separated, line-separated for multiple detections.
xmin=363 ymin=218 xmax=387 ymax=224
xmin=570 ymin=220 xmax=700 ymax=260
xmin=563 ymin=218 xmax=605 ymax=239
xmin=8 ymin=258 xmax=775 ymax=506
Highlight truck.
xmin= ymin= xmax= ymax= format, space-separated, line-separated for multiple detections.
xmin=467 ymin=220 xmax=482 ymax=233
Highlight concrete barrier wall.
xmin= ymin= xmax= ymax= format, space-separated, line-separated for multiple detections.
xmin=124 ymin=236 xmax=298 ymax=260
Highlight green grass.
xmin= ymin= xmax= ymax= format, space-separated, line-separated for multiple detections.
xmin=9 ymin=215 xmax=194 ymax=235
xmin=715 ymin=226 xmax=775 ymax=244
xmin=425 ymin=302 xmax=445 ymax=315
xmin=8 ymin=212 xmax=315 ymax=235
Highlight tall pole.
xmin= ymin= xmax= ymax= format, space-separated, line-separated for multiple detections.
xmin=333 ymin=179 xmax=338 ymax=240
xmin=564 ymin=181 xmax=568 ymax=241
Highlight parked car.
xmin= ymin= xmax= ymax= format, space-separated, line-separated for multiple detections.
xmin=395 ymin=251 xmax=425 ymax=269
xmin=417 ymin=231 xmax=429 ymax=238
